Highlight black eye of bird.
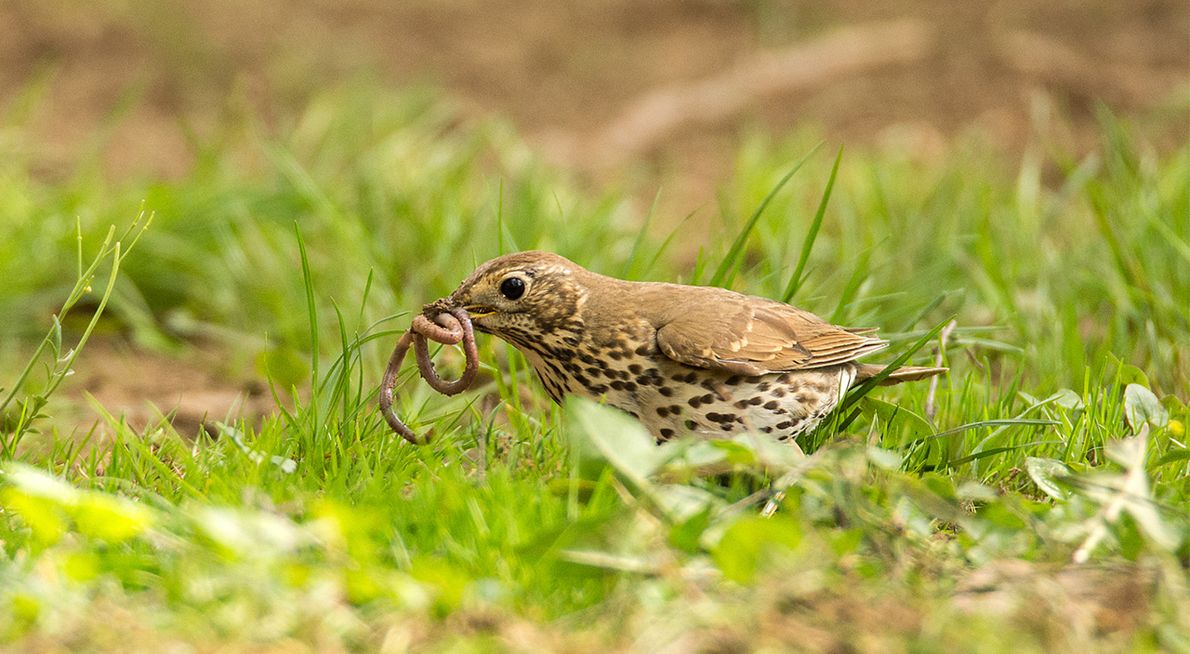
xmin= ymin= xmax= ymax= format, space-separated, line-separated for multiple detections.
xmin=499 ymin=276 xmax=526 ymax=300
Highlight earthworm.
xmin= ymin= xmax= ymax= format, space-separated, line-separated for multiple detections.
xmin=378 ymin=306 xmax=479 ymax=444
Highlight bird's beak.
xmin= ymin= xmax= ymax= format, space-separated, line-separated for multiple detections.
xmin=464 ymin=305 xmax=496 ymax=319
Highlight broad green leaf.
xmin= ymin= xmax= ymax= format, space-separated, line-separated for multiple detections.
xmin=1051 ymin=389 xmax=1085 ymax=411
xmin=657 ymin=439 xmax=729 ymax=477
xmin=711 ymin=515 xmax=802 ymax=584
xmin=566 ymin=397 xmax=662 ymax=487
xmin=1 ymin=490 xmax=67 ymax=545
xmin=1109 ymin=355 xmax=1151 ymax=388
xmin=652 ymin=485 xmax=721 ymax=522
xmin=72 ymin=494 xmax=154 ymax=543
xmin=1124 ymin=383 xmax=1168 ymax=431
xmin=708 ymin=439 xmax=758 ymax=466
xmin=734 ymin=432 xmax=805 ymax=469
xmin=1 ymin=463 xmax=78 ymax=504
xmin=669 ymin=506 xmax=713 ymax=554
xmin=0 ymin=464 xmax=153 ymax=544
xmin=1025 ymin=457 xmax=1070 ymax=501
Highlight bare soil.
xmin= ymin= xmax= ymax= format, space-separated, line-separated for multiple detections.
xmin=4 ymin=1 xmax=1186 ymax=179
xmin=48 ymin=336 xmax=272 ymax=438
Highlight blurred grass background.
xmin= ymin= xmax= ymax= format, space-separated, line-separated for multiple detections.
xmin=1 ymin=1 xmax=1188 ymax=651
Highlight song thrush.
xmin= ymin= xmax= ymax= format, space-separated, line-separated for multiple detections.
xmin=434 ymin=251 xmax=945 ymax=442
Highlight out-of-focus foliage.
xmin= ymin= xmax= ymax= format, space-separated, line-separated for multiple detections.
xmin=1 ymin=86 xmax=1187 ymax=650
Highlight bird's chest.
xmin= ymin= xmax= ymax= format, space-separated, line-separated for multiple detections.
xmin=517 ymin=322 xmax=660 ymax=408
xmin=515 ymin=324 xmax=852 ymax=442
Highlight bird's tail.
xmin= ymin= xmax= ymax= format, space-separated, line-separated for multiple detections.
xmin=855 ymin=363 xmax=947 ymax=386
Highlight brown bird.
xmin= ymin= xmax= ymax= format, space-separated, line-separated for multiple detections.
xmin=440 ymin=251 xmax=945 ymax=442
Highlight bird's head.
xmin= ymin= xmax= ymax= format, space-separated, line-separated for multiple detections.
xmin=433 ymin=251 xmax=589 ymax=339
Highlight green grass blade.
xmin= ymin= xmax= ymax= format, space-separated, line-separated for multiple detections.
xmin=621 ymin=189 xmax=661 ymax=279
xmin=708 ymin=142 xmax=823 ymax=288
xmin=781 ymin=145 xmax=841 ymax=303
xmin=835 ymin=315 xmax=954 ymax=431
xmin=295 ymin=223 xmax=320 ymax=433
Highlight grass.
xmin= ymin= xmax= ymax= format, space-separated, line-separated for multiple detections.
xmin=1 ymin=84 xmax=1188 ymax=651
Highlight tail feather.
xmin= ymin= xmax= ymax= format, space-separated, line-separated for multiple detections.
xmin=855 ymin=363 xmax=947 ymax=386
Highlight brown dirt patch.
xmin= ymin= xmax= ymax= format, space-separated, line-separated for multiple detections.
xmin=49 ymin=336 xmax=271 ymax=438
xmin=4 ymin=1 xmax=1186 ymax=183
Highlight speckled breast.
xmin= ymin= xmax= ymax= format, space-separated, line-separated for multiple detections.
xmin=523 ymin=324 xmax=855 ymax=443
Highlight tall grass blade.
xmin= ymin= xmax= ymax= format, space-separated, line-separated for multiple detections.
xmin=621 ymin=190 xmax=661 ymax=279
xmin=782 ymin=146 xmax=841 ymax=303
xmin=835 ymin=315 xmax=953 ymax=431
xmin=708 ymin=142 xmax=823 ymax=288
xmin=295 ymin=223 xmax=320 ymax=433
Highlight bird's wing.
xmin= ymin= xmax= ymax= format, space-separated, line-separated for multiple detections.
xmin=655 ymin=297 xmax=888 ymax=375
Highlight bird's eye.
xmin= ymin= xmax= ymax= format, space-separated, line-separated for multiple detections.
xmin=499 ymin=276 xmax=526 ymax=300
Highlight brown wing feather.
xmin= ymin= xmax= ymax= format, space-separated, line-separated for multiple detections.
xmin=656 ymin=298 xmax=887 ymax=374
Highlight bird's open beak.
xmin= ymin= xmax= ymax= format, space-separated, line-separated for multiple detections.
xmin=464 ymin=305 xmax=496 ymax=319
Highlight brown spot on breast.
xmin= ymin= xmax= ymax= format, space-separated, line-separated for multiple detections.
xmin=810 ymin=380 xmax=833 ymax=395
